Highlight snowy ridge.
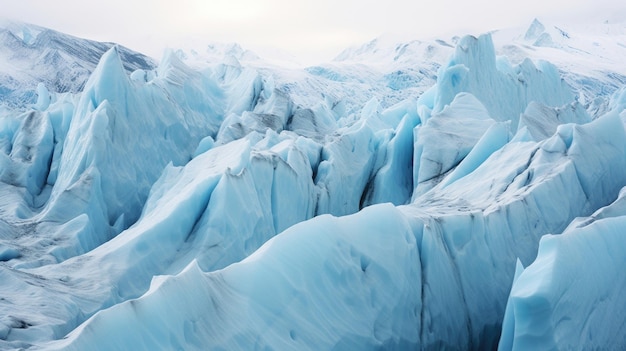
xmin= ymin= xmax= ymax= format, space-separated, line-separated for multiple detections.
xmin=0 ymin=20 xmax=155 ymax=108
xmin=0 ymin=19 xmax=625 ymax=350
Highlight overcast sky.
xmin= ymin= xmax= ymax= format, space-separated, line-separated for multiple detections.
xmin=1 ymin=0 xmax=624 ymax=64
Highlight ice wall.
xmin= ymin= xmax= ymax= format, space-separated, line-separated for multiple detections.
xmin=498 ymin=94 xmax=626 ymax=350
xmin=50 ymin=204 xmax=421 ymax=351
xmin=38 ymin=111 xmax=626 ymax=350
xmin=409 ymin=34 xmax=577 ymax=195
xmin=404 ymin=111 xmax=626 ymax=349
xmin=38 ymin=47 xmax=225 ymax=258
xmin=428 ymin=34 xmax=573 ymax=127
xmin=500 ymin=188 xmax=626 ymax=350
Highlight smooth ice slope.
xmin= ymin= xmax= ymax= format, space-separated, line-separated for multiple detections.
xmin=500 ymin=188 xmax=626 ymax=350
xmin=410 ymin=34 xmax=576 ymax=195
xmin=49 ymin=204 xmax=421 ymax=351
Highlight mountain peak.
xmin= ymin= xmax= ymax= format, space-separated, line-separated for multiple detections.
xmin=0 ymin=18 xmax=45 ymax=46
xmin=524 ymin=18 xmax=546 ymax=41
xmin=82 ymin=45 xmax=130 ymax=107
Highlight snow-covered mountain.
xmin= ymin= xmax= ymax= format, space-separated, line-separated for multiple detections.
xmin=0 ymin=18 xmax=625 ymax=350
xmin=0 ymin=20 xmax=156 ymax=108
xmin=491 ymin=18 xmax=626 ymax=109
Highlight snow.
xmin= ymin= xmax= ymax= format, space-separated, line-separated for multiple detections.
xmin=0 ymin=17 xmax=625 ymax=351
xmin=0 ymin=20 xmax=155 ymax=108
xmin=492 ymin=18 xmax=626 ymax=106
xmin=37 ymin=46 xmax=225 ymax=259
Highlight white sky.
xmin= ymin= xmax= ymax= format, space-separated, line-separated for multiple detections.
xmin=1 ymin=0 xmax=624 ymax=64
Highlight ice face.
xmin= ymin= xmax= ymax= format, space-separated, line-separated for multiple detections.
xmin=429 ymin=34 xmax=574 ymax=130
xmin=500 ymin=188 xmax=626 ymax=350
xmin=408 ymin=111 xmax=626 ymax=348
xmin=499 ymin=95 xmax=626 ymax=350
xmin=38 ymin=47 xmax=226 ymax=258
xmin=361 ymin=101 xmax=420 ymax=206
xmin=412 ymin=92 xmax=496 ymax=196
xmin=40 ymin=111 xmax=626 ymax=350
xmin=518 ymin=101 xmax=591 ymax=141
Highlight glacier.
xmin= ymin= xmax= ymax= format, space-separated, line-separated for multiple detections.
xmin=0 ymin=18 xmax=625 ymax=350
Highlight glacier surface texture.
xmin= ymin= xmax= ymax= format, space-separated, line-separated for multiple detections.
xmin=0 ymin=19 xmax=626 ymax=350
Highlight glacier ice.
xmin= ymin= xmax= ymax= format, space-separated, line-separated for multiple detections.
xmin=412 ymin=92 xmax=496 ymax=196
xmin=431 ymin=34 xmax=573 ymax=128
xmin=362 ymin=100 xmax=420 ymax=206
xmin=30 ymin=109 xmax=626 ymax=350
xmin=500 ymin=187 xmax=626 ymax=350
xmin=518 ymin=100 xmax=591 ymax=141
xmin=49 ymin=204 xmax=421 ymax=350
xmin=0 ymin=19 xmax=625 ymax=350
xmin=498 ymin=94 xmax=626 ymax=350
xmin=406 ymin=111 xmax=626 ymax=349
xmin=37 ymin=47 xmax=226 ymax=261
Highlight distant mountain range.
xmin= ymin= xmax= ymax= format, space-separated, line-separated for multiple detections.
xmin=1 ymin=18 xmax=625 ymax=115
